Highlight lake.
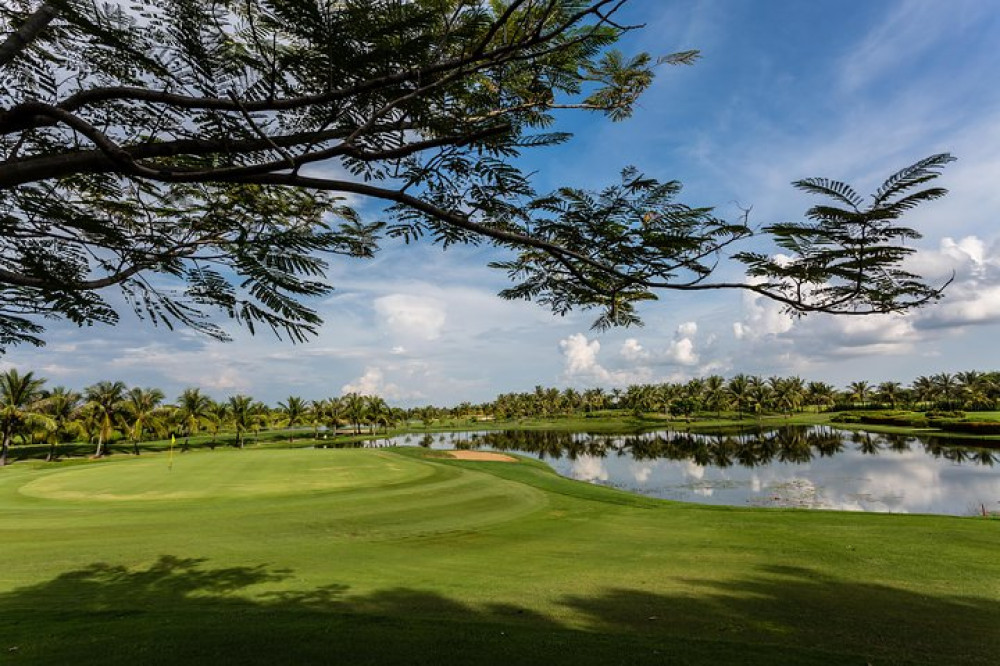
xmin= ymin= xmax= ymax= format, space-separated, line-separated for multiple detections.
xmin=369 ymin=426 xmax=1000 ymax=516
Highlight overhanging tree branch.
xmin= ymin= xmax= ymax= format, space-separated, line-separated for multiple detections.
xmin=0 ymin=0 xmax=953 ymax=351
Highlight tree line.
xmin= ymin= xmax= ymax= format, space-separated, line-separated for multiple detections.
xmin=3 ymin=366 xmax=999 ymax=466
xmin=479 ymin=372 xmax=1000 ymax=420
xmin=0 ymin=369 xmax=396 ymax=466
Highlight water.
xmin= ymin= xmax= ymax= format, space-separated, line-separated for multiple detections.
xmin=369 ymin=427 xmax=1000 ymax=516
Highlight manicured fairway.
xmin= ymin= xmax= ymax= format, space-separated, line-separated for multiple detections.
xmin=1 ymin=448 xmax=997 ymax=664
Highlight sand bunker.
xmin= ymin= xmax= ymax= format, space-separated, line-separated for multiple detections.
xmin=446 ymin=450 xmax=517 ymax=462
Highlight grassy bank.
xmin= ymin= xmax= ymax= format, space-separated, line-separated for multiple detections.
xmin=0 ymin=447 xmax=996 ymax=664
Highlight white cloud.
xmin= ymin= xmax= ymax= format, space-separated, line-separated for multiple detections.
xmin=677 ymin=321 xmax=698 ymax=338
xmin=373 ymin=294 xmax=446 ymax=342
xmin=620 ymin=338 xmax=647 ymax=361
xmin=561 ymin=333 xmax=609 ymax=382
xmin=341 ymin=366 xmax=408 ymax=399
xmin=731 ymin=290 xmax=795 ymax=342
xmin=665 ymin=337 xmax=699 ymax=366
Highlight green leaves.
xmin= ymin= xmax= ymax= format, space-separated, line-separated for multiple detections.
xmin=493 ymin=167 xmax=749 ymax=329
xmin=735 ymin=154 xmax=955 ymax=315
xmin=0 ymin=1 xmax=956 ymax=350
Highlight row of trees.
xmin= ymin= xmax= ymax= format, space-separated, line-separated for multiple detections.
xmin=3 ymin=366 xmax=999 ymax=465
xmin=447 ymin=371 xmax=1000 ymax=421
xmin=0 ymin=369 xmax=395 ymax=465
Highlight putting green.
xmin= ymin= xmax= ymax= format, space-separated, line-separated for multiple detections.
xmin=17 ymin=449 xmax=434 ymax=501
xmin=6 ymin=448 xmax=549 ymax=540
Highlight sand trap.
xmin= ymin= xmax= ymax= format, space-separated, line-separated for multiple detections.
xmin=446 ymin=450 xmax=517 ymax=462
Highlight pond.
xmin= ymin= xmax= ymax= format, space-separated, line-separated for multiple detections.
xmin=369 ymin=426 xmax=1000 ymax=517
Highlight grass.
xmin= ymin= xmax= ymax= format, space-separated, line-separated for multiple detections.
xmin=1 ymin=447 xmax=997 ymax=664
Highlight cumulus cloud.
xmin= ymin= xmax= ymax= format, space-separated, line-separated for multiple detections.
xmin=620 ymin=338 xmax=647 ymax=362
xmin=665 ymin=337 xmax=699 ymax=365
xmin=677 ymin=321 xmax=698 ymax=338
xmin=341 ymin=366 xmax=405 ymax=399
xmin=560 ymin=333 xmax=610 ymax=382
xmin=373 ymin=294 xmax=446 ymax=341
xmin=559 ymin=333 xmax=655 ymax=386
xmin=732 ymin=290 xmax=795 ymax=342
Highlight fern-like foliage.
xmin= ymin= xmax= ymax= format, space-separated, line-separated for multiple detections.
xmin=0 ymin=0 xmax=954 ymax=348
xmin=734 ymin=154 xmax=955 ymax=315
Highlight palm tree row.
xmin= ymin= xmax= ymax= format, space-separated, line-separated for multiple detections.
xmin=0 ymin=369 xmax=402 ymax=465
xmin=422 ymin=372 xmax=1000 ymax=422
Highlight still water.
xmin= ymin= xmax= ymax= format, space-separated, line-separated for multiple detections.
xmin=370 ymin=426 xmax=1000 ymax=516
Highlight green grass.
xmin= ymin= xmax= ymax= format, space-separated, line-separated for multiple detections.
xmin=1 ymin=447 xmax=997 ymax=665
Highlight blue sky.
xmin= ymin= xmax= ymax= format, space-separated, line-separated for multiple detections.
xmin=6 ymin=0 xmax=1000 ymax=406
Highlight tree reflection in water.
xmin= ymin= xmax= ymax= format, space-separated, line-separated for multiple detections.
xmin=448 ymin=426 xmax=998 ymax=470
xmin=369 ymin=426 xmax=999 ymax=515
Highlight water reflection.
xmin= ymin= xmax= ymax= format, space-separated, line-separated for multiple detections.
xmin=371 ymin=427 xmax=1000 ymax=516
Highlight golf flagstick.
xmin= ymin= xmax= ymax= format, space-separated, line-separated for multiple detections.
xmin=169 ymin=434 xmax=175 ymax=471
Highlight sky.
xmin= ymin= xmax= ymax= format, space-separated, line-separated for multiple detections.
xmin=6 ymin=0 xmax=1000 ymax=407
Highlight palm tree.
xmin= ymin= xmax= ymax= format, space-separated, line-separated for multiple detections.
xmin=875 ymin=382 xmax=902 ymax=409
xmin=175 ymin=388 xmax=213 ymax=447
xmin=702 ymin=375 xmax=729 ymax=417
xmin=227 ymin=395 xmax=257 ymax=448
xmin=365 ymin=395 xmax=392 ymax=433
xmin=205 ymin=400 xmax=229 ymax=448
xmin=343 ymin=392 xmax=367 ymax=435
xmin=40 ymin=386 xmax=82 ymax=461
xmin=0 ymin=369 xmax=48 ymax=466
xmin=123 ymin=387 xmax=166 ymax=455
xmin=956 ymin=371 xmax=992 ymax=411
xmin=277 ymin=395 xmax=308 ymax=443
xmin=747 ymin=376 xmax=770 ymax=417
xmin=910 ymin=375 xmax=937 ymax=410
xmin=83 ymin=380 xmax=127 ymax=457
xmin=805 ymin=381 xmax=836 ymax=412
xmin=932 ymin=373 xmax=959 ymax=410
xmin=727 ymin=374 xmax=752 ymax=420
xmin=846 ymin=381 xmax=871 ymax=408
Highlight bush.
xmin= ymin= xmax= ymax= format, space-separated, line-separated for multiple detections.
xmin=925 ymin=410 xmax=966 ymax=419
xmin=831 ymin=411 xmax=929 ymax=427
xmin=929 ymin=420 xmax=1000 ymax=435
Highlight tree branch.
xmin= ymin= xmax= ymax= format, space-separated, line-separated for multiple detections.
xmin=0 ymin=1 xmax=58 ymax=68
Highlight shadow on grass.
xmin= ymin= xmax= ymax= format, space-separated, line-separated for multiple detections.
xmin=2 ymin=556 xmax=997 ymax=665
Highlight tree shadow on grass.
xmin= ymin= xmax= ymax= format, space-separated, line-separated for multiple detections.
xmin=2 ymin=556 xmax=997 ymax=665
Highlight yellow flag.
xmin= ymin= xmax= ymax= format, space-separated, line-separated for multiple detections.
xmin=169 ymin=434 xmax=175 ymax=470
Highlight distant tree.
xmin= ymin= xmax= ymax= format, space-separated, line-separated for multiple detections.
xmin=874 ymin=382 xmax=902 ymax=409
xmin=910 ymin=375 xmax=937 ymax=410
xmin=805 ymin=381 xmax=837 ymax=413
xmin=227 ymin=395 xmax=257 ymax=449
xmin=39 ymin=385 xmax=81 ymax=461
xmin=277 ymin=395 xmax=308 ymax=443
xmin=932 ymin=373 xmax=959 ymax=410
xmin=846 ymin=381 xmax=871 ymax=409
xmin=0 ymin=368 xmax=47 ymax=465
xmin=175 ymin=388 xmax=213 ymax=446
xmin=702 ymin=375 xmax=729 ymax=417
xmin=123 ymin=386 xmax=165 ymax=455
xmin=342 ymin=393 xmax=368 ymax=436
xmin=0 ymin=1 xmax=951 ymax=352
xmin=727 ymin=375 xmax=752 ymax=420
xmin=82 ymin=380 xmax=126 ymax=457
xmin=365 ymin=395 xmax=392 ymax=434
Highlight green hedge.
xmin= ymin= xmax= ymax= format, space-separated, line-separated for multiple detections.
xmin=831 ymin=410 xmax=928 ymax=427
xmin=928 ymin=419 xmax=1000 ymax=435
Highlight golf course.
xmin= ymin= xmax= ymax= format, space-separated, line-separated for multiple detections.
xmin=2 ymin=446 xmax=997 ymax=664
